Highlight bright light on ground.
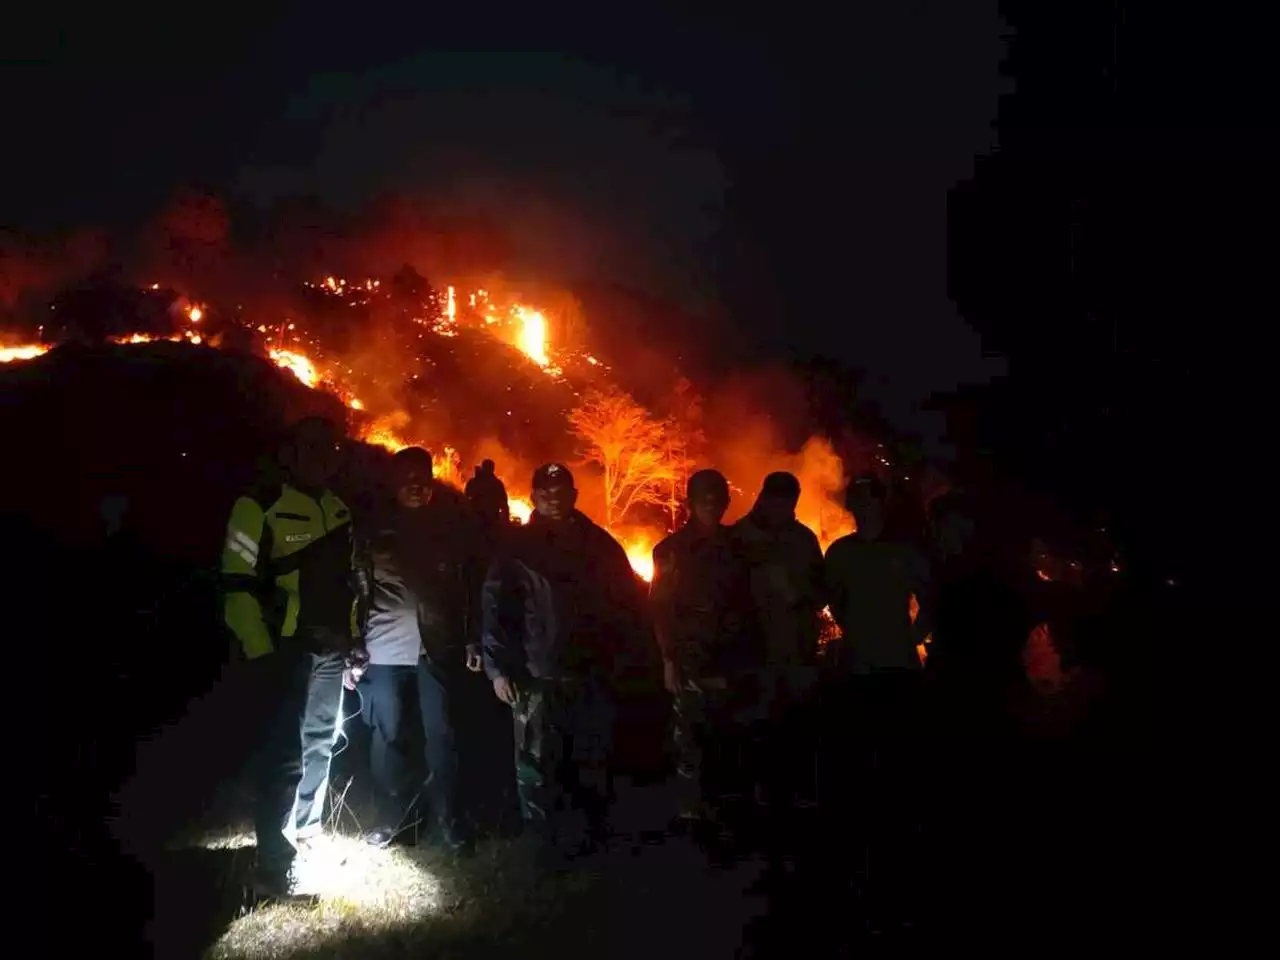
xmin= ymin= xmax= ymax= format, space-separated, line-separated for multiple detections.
xmin=204 ymin=832 xmax=443 ymax=959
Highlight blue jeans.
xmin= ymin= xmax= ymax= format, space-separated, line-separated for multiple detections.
xmin=251 ymin=649 xmax=346 ymax=873
xmin=359 ymin=659 xmax=461 ymax=834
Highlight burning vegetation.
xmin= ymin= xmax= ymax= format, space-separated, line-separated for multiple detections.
xmin=2 ymin=266 xmax=860 ymax=582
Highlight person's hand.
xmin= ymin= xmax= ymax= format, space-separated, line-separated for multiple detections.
xmin=492 ymin=675 xmax=519 ymax=705
xmin=465 ymin=644 xmax=483 ymax=673
xmin=662 ymin=659 xmax=682 ymax=696
xmin=345 ymin=646 xmax=369 ymax=689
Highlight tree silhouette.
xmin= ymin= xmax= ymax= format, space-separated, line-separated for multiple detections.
xmin=664 ymin=377 xmax=707 ymax=528
xmin=568 ymin=385 xmax=676 ymax=530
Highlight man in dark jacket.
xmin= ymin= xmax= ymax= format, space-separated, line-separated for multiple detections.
xmin=353 ymin=447 xmax=485 ymax=853
xmin=651 ymin=469 xmax=758 ymax=822
xmin=481 ymin=462 xmax=645 ymax=862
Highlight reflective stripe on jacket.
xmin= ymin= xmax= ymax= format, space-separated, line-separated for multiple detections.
xmin=220 ymin=482 xmax=359 ymax=660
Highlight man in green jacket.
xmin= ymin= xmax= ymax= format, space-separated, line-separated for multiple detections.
xmin=220 ymin=416 xmax=366 ymax=898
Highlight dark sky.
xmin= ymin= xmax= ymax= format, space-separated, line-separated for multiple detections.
xmin=6 ymin=4 xmax=1007 ymax=444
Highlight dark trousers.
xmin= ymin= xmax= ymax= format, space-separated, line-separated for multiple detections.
xmin=359 ymin=658 xmax=461 ymax=835
xmin=251 ymin=649 xmax=346 ymax=873
xmin=819 ymin=671 xmax=927 ymax=912
xmin=673 ymin=680 xmax=750 ymax=811
xmin=753 ymin=668 xmax=820 ymax=807
xmin=511 ymin=677 xmax=615 ymax=852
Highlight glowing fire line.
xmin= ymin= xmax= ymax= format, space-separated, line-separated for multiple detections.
xmin=3 ymin=278 xmax=850 ymax=585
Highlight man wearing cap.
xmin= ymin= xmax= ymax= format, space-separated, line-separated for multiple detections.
xmin=480 ymin=462 xmax=646 ymax=863
xmin=651 ymin=469 xmax=759 ymax=824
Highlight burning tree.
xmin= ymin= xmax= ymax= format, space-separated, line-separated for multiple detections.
xmin=568 ymin=385 xmax=676 ymax=531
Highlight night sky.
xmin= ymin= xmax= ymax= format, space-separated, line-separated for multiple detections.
xmin=8 ymin=4 xmax=1007 ymax=445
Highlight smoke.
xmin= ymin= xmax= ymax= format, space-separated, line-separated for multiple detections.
xmin=700 ymin=371 xmax=856 ymax=547
xmin=0 ymin=227 xmax=112 ymax=320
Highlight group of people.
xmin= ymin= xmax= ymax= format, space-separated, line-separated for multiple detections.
xmin=221 ymin=416 xmax=982 ymax=900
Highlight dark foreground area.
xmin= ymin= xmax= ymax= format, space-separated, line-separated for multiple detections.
xmin=127 ymin=729 xmax=1158 ymax=959
xmin=24 ymin=530 xmax=1166 ymax=957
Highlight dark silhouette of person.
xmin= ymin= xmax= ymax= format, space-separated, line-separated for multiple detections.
xmin=465 ymin=458 xmax=510 ymax=536
xmin=821 ymin=475 xmax=934 ymax=926
xmin=732 ymin=471 xmax=825 ymax=814
xmin=651 ymin=469 xmax=759 ymax=824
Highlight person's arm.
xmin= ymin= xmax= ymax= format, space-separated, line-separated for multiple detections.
xmin=347 ymin=521 xmax=369 ymax=640
xmin=649 ymin=543 xmax=678 ymax=664
xmin=802 ymin=530 xmax=827 ymax=614
xmin=460 ymin=509 xmax=488 ymax=669
xmin=220 ymin=496 xmax=274 ymax=660
xmin=345 ymin=520 xmax=369 ymax=668
xmin=480 ymin=556 xmax=524 ymax=684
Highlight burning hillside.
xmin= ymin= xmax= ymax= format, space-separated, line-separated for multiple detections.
xmin=2 ymin=270 xmax=856 ymax=579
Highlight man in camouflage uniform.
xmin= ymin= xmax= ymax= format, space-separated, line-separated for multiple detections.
xmin=481 ymin=463 xmax=646 ymax=864
xmin=732 ymin=471 xmax=825 ymax=810
xmin=651 ymin=470 xmax=758 ymax=823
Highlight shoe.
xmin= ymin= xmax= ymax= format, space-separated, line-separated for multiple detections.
xmin=248 ymin=863 xmax=307 ymax=903
xmin=436 ymin=823 xmax=476 ymax=858
xmin=363 ymin=826 xmax=397 ymax=848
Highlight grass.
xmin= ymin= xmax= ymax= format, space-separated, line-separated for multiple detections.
xmin=199 ymin=831 xmax=570 ymax=959
xmin=157 ymin=777 xmax=767 ymax=960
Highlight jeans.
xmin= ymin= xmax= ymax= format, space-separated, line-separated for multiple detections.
xmin=251 ymin=649 xmax=346 ymax=873
xmin=359 ymin=658 xmax=461 ymax=835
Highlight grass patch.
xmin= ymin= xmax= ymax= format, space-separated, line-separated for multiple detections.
xmin=163 ymin=776 xmax=763 ymax=960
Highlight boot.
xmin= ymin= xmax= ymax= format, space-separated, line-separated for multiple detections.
xmin=248 ymin=860 xmax=310 ymax=903
xmin=433 ymin=814 xmax=475 ymax=857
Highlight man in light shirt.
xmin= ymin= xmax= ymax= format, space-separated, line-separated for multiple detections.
xmin=354 ymin=447 xmax=485 ymax=853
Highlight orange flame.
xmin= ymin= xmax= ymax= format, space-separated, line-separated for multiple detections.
xmin=508 ymin=496 xmax=533 ymax=525
xmin=512 ymin=305 xmax=549 ymax=367
xmin=1 ymin=344 xmax=48 ymax=363
xmin=3 ymin=276 xmax=860 ymax=591
xmin=623 ymin=533 xmax=656 ymax=582
xmin=268 ymin=348 xmax=320 ymax=388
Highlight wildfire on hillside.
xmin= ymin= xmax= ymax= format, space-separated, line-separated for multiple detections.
xmin=3 ymin=272 xmax=857 ymax=585
xmin=1 ymin=344 xmax=49 ymax=363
